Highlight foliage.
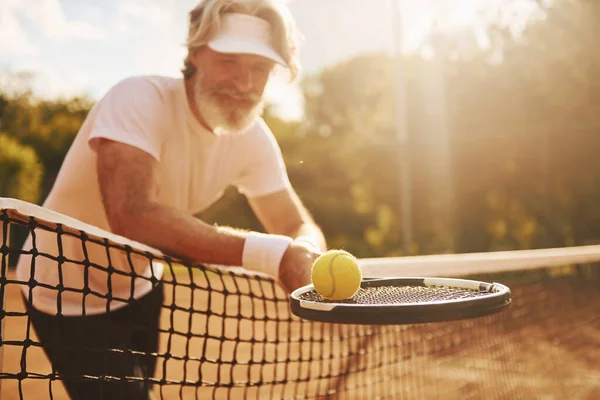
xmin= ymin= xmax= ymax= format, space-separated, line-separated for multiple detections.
xmin=0 ymin=81 xmax=93 ymax=200
xmin=431 ymin=0 xmax=600 ymax=251
xmin=0 ymin=133 xmax=43 ymax=204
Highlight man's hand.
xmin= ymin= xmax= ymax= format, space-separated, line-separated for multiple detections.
xmin=278 ymin=240 xmax=321 ymax=293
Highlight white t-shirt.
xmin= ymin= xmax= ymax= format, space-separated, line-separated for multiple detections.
xmin=16 ymin=75 xmax=291 ymax=316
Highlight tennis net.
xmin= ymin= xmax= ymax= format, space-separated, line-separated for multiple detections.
xmin=1 ymin=197 xmax=599 ymax=399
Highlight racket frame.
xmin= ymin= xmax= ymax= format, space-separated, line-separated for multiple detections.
xmin=290 ymin=277 xmax=512 ymax=325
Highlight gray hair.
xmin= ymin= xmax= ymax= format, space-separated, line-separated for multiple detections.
xmin=182 ymin=0 xmax=302 ymax=81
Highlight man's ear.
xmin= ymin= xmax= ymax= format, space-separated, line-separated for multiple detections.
xmin=190 ymin=46 xmax=206 ymax=68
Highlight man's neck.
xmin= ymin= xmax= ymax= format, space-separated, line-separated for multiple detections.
xmin=184 ymin=76 xmax=214 ymax=133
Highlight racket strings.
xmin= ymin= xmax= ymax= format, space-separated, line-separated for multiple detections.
xmin=298 ymin=285 xmax=492 ymax=305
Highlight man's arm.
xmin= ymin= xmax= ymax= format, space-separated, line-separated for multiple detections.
xmin=97 ymin=139 xmax=317 ymax=292
xmin=248 ymin=188 xmax=326 ymax=251
xmin=97 ymin=139 xmax=249 ymax=266
xmin=248 ymin=188 xmax=327 ymax=291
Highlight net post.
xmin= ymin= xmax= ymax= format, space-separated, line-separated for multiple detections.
xmin=0 ymin=213 xmax=10 ymax=393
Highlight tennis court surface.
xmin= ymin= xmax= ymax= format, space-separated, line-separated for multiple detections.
xmin=1 ymin=198 xmax=599 ymax=399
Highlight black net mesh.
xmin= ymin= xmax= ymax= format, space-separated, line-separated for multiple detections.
xmin=1 ymin=205 xmax=600 ymax=399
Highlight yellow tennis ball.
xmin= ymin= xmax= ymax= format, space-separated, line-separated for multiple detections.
xmin=311 ymin=250 xmax=362 ymax=300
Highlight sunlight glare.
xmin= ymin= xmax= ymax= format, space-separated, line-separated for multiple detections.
xmin=395 ymin=0 xmax=549 ymax=51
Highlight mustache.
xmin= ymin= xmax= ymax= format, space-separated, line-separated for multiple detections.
xmin=213 ymin=87 xmax=260 ymax=103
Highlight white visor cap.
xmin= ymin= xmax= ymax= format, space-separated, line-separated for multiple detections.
xmin=207 ymin=13 xmax=286 ymax=66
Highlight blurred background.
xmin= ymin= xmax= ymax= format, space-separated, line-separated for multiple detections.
xmin=1 ymin=0 xmax=599 ymax=259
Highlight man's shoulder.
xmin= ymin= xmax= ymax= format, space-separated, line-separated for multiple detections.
xmin=107 ymin=75 xmax=181 ymax=98
xmin=235 ymin=117 xmax=283 ymax=152
xmin=242 ymin=117 xmax=272 ymax=138
xmin=94 ymin=75 xmax=182 ymax=114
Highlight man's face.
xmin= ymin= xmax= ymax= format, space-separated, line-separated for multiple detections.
xmin=191 ymin=47 xmax=275 ymax=133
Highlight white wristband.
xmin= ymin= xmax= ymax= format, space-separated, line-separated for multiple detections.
xmin=242 ymin=232 xmax=293 ymax=278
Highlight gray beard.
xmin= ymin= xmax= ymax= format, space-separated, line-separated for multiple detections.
xmin=194 ymin=75 xmax=264 ymax=134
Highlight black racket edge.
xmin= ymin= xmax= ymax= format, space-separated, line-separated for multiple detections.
xmin=289 ymin=277 xmax=512 ymax=325
xmin=290 ymin=297 xmax=511 ymax=325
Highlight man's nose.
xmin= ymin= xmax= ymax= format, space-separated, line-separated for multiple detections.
xmin=231 ymin=69 xmax=253 ymax=92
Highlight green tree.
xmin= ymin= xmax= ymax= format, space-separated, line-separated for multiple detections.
xmin=0 ymin=74 xmax=93 ymax=201
xmin=429 ymin=0 xmax=600 ymax=251
xmin=0 ymin=133 xmax=43 ymax=203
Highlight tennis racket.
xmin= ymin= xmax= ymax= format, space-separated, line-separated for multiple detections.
xmin=290 ymin=277 xmax=511 ymax=325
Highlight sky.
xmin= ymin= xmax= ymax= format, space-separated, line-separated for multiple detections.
xmin=0 ymin=0 xmax=541 ymax=120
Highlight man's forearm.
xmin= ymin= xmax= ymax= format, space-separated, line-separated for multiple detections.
xmin=289 ymin=222 xmax=327 ymax=252
xmin=113 ymin=201 xmax=247 ymax=266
